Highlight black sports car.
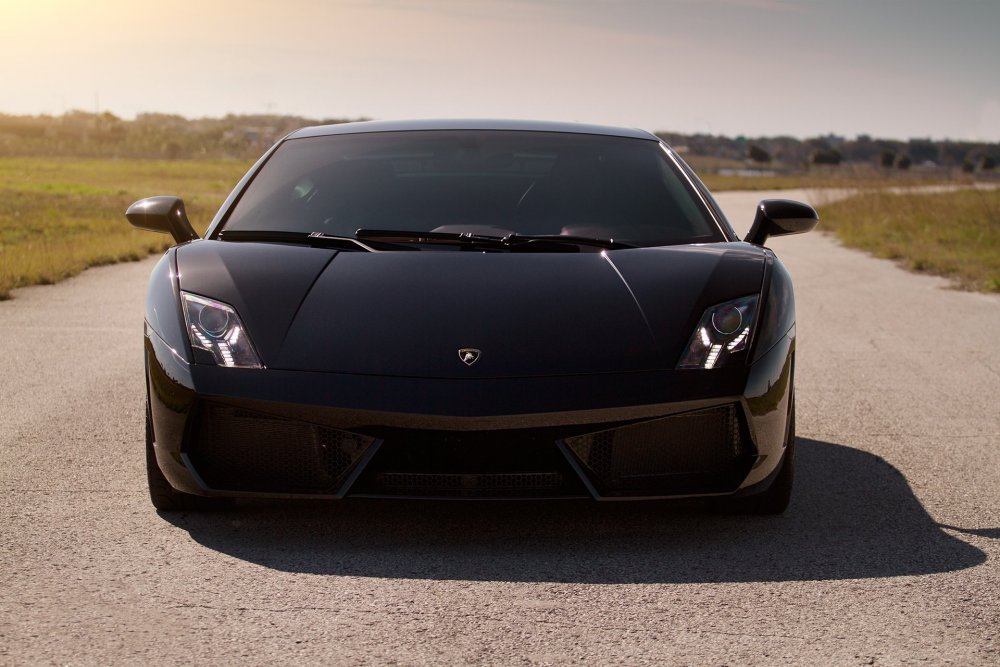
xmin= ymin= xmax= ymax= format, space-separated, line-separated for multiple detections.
xmin=128 ymin=119 xmax=817 ymax=513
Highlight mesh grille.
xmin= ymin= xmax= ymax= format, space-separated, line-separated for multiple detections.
xmin=375 ymin=471 xmax=566 ymax=498
xmin=562 ymin=404 xmax=750 ymax=495
xmin=187 ymin=403 xmax=376 ymax=494
xmin=353 ymin=428 xmax=585 ymax=498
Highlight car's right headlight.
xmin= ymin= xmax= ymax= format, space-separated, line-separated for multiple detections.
xmin=181 ymin=292 xmax=263 ymax=368
xmin=677 ymin=294 xmax=759 ymax=369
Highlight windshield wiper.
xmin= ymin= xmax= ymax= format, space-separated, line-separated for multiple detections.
xmin=354 ymin=229 xmax=637 ymax=251
xmin=354 ymin=229 xmax=503 ymax=246
xmin=221 ymin=229 xmax=639 ymax=253
xmin=218 ymin=230 xmax=383 ymax=252
xmin=500 ymin=234 xmax=637 ymax=250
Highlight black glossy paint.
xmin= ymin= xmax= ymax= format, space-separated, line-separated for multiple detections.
xmin=135 ymin=119 xmax=809 ymax=503
xmin=173 ymin=240 xmax=767 ymax=377
xmin=126 ymin=196 xmax=199 ymax=244
xmin=175 ymin=240 xmax=337 ymax=367
xmin=745 ymin=199 xmax=820 ymax=246
xmin=286 ymin=118 xmax=659 ymax=142
xmin=754 ymin=252 xmax=796 ymax=363
xmin=144 ymin=235 xmax=793 ymax=499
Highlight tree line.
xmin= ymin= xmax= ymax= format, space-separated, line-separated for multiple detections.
xmin=0 ymin=111 xmax=996 ymax=172
xmin=657 ymin=131 xmax=998 ymax=173
xmin=0 ymin=111 xmax=365 ymax=160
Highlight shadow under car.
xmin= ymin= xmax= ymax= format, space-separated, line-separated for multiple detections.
xmin=161 ymin=438 xmax=987 ymax=584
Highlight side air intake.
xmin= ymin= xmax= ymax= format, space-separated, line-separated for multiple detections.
xmin=561 ymin=404 xmax=754 ymax=497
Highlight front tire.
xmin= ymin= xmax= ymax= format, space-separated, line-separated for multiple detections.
xmin=716 ymin=400 xmax=795 ymax=515
xmin=146 ymin=403 xmax=230 ymax=511
xmin=742 ymin=423 xmax=794 ymax=514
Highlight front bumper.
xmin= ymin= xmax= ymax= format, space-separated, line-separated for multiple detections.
xmin=145 ymin=329 xmax=794 ymax=501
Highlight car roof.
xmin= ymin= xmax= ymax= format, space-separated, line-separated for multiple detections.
xmin=286 ymin=119 xmax=660 ymax=141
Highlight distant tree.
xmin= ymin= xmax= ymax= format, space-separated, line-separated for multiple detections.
xmin=962 ymin=161 xmax=976 ymax=173
xmin=164 ymin=140 xmax=183 ymax=159
xmin=907 ymin=139 xmax=937 ymax=164
xmin=811 ymin=148 xmax=842 ymax=166
xmin=767 ymin=135 xmax=808 ymax=164
xmin=896 ymin=155 xmax=912 ymax=170
xmin=747 ymin=144 xmax=771 ymax=163
xmin=842 ymin=135 xmax=880 ymax=162
xmin=0 ymin=111 xmax=994 ymax=166
xmin=939 ymin=142 xmax=970 ymax=167
xmin=808 ymin=137 xmax=832 ymax=152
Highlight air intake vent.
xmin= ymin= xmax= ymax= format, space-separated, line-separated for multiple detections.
xmin=375 ymin=471 xmax=567 ymax=498
xmin=187 ymin=403 xmax=376 ymax=495
xmin=351 ymin=428 xmax=587 ymax=498
xmin=562 ymin=404 xmax=753 ymax=497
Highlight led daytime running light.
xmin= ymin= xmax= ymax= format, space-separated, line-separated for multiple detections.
xmin=181 ymin=292 xmax=263 ymax=368
xmin=678 ymin=295 xmax=759 ymax=369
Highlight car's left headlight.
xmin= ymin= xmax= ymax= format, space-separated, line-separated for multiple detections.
xmin=181 ymin=292 xmax=263 ymax=368
xmin=677 ymin=294 xmax=759 ymax=369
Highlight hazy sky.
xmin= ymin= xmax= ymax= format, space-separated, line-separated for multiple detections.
xmin=1 ymin=0 xmax=997 ymax=140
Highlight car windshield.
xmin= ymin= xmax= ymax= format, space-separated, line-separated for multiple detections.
xmin=220 ymin=130 xmax=724 ymax=248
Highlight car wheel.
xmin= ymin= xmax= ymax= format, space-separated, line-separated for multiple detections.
xmin=145 ymin=403 xmax=231 ymax=511
xmin=716 ymin=400 xmax=795 ymax=515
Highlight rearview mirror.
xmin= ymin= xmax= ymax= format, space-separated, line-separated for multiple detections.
xmin=125 ymin=196 xmax=199 ymax=244
xmin=744 ymin=199 xmax=819 ymax=246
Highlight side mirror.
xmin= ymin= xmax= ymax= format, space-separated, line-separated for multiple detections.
xmin=743 ymin=199 xmax=819 ymax=246
xmin=126 ymin=196 xmax=199 ymax=244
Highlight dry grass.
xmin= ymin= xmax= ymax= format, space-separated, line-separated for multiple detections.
xmin=0 ymin=158 xmax=251 ymax=299
xmin=817 ymin=187 xmax=1000 ymax=293
xmin=701 ymin=164 xmax=965 ymax=192
xmin=702 ymin=173 xmax=836 ymax=191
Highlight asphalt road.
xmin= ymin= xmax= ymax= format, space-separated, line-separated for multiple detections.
xmin=2 ymin=190 xmax=998 ymax=665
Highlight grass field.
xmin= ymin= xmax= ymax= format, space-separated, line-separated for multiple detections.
xmin=0 ymin=158 xmax=251 ymax=299
xmin=698 ymin=166 xmax=964 ymax=193
xmin=701 ymin=172 xmax=849 ymax=191
xmin=817 ymin=187 xmax=1000 ymax=292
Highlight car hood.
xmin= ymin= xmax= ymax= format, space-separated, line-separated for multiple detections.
xmin=176 ymin=241 xmax=765 ymax=377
